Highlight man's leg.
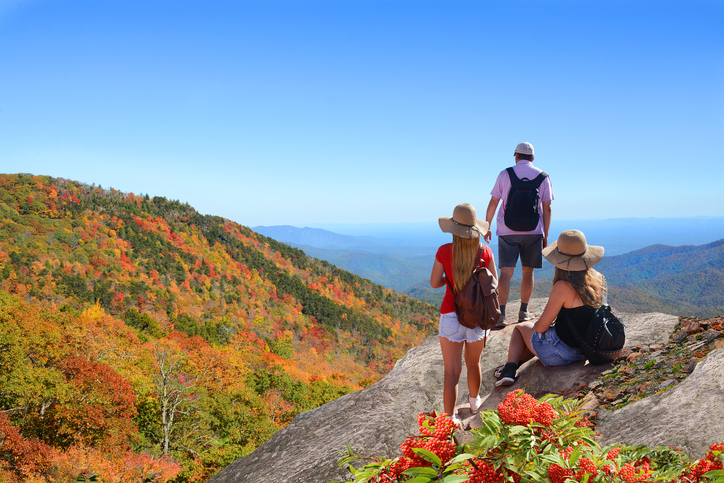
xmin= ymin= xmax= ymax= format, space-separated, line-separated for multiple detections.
xmin=498 ymin=267 xmax=514 ymax=307
xmin=517 ymin=234 xmax=543 ymax=321
xmin=520 ymin=266 xmax=534 ymax=305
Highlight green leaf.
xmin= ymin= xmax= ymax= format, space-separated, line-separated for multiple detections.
xmin=449 ymin=453 xmax=476 ymax=464
xmin=404 ymin=476 xmax=434 ymax=483
xmin=569 ymin=446 xmax=581 ymax=465
xmin=703 ymin=469 xmax=724 ymax=482
xmin=403 ymin=467 xmax=439 ymax=477
xmin=508 ymin=425 xmax=529 ymax=435
xmin=412 ymin=447 xmax=443 ymax=467
xmin=441 ymin=475 xmax=472 ymax=483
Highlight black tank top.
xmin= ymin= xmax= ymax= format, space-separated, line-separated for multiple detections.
xmin=554 ymin=305 xmax=598 ymax=348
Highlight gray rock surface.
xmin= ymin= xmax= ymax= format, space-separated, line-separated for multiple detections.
xmin=208 ymin=300 xmax=689 ymax=483
xmin=596 ymin=344 xmax=724 ymax=458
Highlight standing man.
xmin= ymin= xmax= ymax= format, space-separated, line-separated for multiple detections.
xmin=483 ymin=142 xmax=553 ymax=328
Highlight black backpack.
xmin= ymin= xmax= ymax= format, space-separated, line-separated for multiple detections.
xmin=503 ymin=167 xmax=548 ymax=232
xmin=564 ymin=278 xmax=626 ymax=365
xmin=445 ymin=248 xmax=502 ymax=331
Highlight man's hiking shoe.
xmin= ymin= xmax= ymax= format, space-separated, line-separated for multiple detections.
xmin=492 ymin=317 xmax=506 ymax=330
xmin=495 ymin=362 xmax=518 ymax=387
xmin=518 ymin=311 xmax=536 ymax=323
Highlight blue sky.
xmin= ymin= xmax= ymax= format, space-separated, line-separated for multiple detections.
xmin=1 ymin=0 xmax=723 ymax=229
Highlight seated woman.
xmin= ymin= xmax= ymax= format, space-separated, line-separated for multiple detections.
xmin=495 ymin=229 xmax=604 ymax=386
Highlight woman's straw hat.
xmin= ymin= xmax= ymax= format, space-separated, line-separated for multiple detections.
xmin=438 ymin=203 xmax=489 ymax=239
xmin=542 ymin=229 xmax=604 ymax=271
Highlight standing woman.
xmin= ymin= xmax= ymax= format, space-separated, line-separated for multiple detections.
xmin=430 ymin=203 xmax=497 ymax=426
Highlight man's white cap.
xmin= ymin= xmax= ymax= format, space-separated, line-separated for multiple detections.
xmin=514 ymin=142 xmax=534 ymax=156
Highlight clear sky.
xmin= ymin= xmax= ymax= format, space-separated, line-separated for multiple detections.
xmin=1 ymin=0 xmax=722 ymax=228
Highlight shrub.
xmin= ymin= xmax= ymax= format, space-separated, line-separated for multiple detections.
xmin=335 ymin=390 xmax=724 ymax=483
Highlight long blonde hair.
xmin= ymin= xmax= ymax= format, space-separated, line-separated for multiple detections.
xmin=553 ymin=268 xmax=603 ymax=307
xmin=452 ymin=235 xmax=481 ymax=293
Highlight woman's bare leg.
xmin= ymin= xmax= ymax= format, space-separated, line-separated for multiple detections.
xmin=463 ymin=337 xmax=486 ymax=398
xmin=439 ymin=336 xmax=464 ymax=416
xmin=506 ymin=322 xmax=538 ymax=364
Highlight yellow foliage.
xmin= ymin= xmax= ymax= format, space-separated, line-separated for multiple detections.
xmin=82 ymin=301 xmax=105 ymax=321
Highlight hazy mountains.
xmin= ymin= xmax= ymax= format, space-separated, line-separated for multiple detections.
xmin=254 ymin=225 xmax=435 ymax=295
xmin=253 ymin=220 xmax=724 ymax=317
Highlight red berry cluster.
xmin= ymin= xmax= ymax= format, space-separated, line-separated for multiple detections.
xmin=548 ymin=463 xmax=574 ymax=483
xmin=466 ymin=458 xmax=505 ymax=483
xmin=577 ymin=457 xmax=599 ymax=478
xmin=607 ymin=448 xmax=621 ymax=460
xmin=618 ymin=462 xmax=638 ymax=483
xmin=417 ymin=412 xmax=457 ymax=441
xmin=680 ymin=443 xmax=724 ymax=482
xmin=497 ymin=389 xmax=558 ymax=427
xmin=374 ymin=412 xmax=458 ymax=481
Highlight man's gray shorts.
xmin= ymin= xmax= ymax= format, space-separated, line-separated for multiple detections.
xmin=498 ymin=235 xmax=543 ymax=268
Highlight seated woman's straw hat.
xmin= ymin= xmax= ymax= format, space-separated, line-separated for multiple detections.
xmin=542 ymin=229 xmax=604 ymax=271
xmin=438 ymin=203 xmax=489 ymax=239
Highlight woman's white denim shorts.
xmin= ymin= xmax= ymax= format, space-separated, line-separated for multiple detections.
xmin=438 ymin=312 xmax=489 ymax=343
xmin=531 ymin=326 xmax=586 ymax=366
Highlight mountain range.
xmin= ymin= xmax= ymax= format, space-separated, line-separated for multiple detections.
xmin=254 ymin=224 xmax=724 ymax=317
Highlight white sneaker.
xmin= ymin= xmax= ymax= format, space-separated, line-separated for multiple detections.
xmin=468 ymin=393 xmax=483 ymax=414
xmin=451 ymin=413 xmax=463 ymax=429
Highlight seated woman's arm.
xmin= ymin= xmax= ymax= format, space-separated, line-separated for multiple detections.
xmin=532 ymin=281 xmax=573 ymax=333
xmin=430 ymin=259 xmax=447 ymax=288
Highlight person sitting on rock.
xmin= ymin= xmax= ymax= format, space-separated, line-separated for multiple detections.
xmin=495 ymin=229 xmax=604 ymax=386
xmin=430 ymin=203 xmax=497 ymax=426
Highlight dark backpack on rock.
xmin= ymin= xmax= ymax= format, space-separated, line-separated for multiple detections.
xmin=445 ymin=248 xmax=502 ymax=331
xmin=565 ymin=278 xmax=626 ymax=365
xmin=504 ymin=167 xmax=548 ymax=232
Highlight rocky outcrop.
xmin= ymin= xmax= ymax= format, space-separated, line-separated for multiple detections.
xmin=596 ymin=344 xmax=724 ymax=458
xmin=209 ymin=300 xmax=694 ymax=483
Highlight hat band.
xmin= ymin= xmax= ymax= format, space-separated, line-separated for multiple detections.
xmin=452 ymin=219 xmax=483 ymax=236
xmin=555 ymin=247 xmax=589 ymax=270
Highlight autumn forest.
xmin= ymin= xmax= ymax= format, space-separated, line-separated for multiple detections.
xmin=0 ymin=173 xmax=439 ymax=482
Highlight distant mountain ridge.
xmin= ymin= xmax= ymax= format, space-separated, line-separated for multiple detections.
xmin=255 ymin=225 xmax=724 ymax=318
xmin=253 ymin=225 xmax=379 ymax=250
xmin=512 ymin=239 xmax=724 ymax=318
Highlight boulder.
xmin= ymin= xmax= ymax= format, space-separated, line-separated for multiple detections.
xmin=208 ymin=300 xmax=683 ymax=482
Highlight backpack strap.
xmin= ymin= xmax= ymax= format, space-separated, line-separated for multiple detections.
xmin=531 ymin=171 xmax=548 ymax=188
xmin=507 ymin=167 xmax=548 ymax=186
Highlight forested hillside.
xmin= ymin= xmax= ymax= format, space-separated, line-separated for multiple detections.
xmin=0 ymin=173 xmax=438 ymax=482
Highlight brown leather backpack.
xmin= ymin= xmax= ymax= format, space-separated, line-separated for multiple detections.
xmin=445 ymin=247 xmax=502 ymax=331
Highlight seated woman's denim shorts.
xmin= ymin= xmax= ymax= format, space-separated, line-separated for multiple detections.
xmin=438 ymin=312 xmax=489 ymax=343
xmin=531 ymin=326 xmax=586 ymax=366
